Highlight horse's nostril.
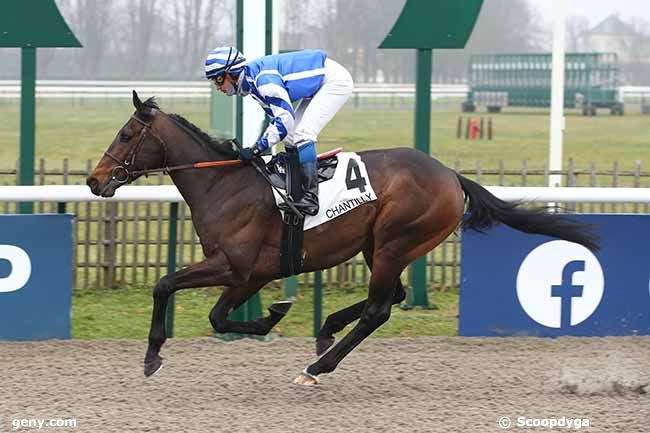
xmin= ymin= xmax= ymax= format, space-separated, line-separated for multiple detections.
xmin=86 ymin=176 xmax=100 ymax=193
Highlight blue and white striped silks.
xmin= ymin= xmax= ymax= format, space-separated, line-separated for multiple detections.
xmin=239 ymin=50 xmax=327 ymax=152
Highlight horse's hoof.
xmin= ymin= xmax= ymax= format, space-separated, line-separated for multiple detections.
xmin=144 ymin=356 xmax=163 ymax=377
xmin=316 ymin=336 xmax=335 ymax=356
xmin=293 ymin=369 xmax=319 ymax=386
xmin=268 ymin=300 xmax=293 ymax=316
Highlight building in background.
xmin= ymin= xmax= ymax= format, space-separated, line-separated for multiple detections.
xmin=576 ymin=14 xmax=650 ymax=84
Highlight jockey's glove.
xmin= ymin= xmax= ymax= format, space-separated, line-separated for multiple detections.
xmin=238 ymin=145 xmax=261 ymax=164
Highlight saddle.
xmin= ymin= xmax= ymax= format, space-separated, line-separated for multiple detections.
xmin=264 ymin=152 xmax=338 ymax=190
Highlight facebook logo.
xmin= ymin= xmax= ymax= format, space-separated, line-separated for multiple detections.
xmin=551 ymin=261 xmax=585 ymax=328
xmin=516 ymin=241 xmax=604 ymax=328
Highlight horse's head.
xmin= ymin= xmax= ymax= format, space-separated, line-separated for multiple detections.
xmin=87 ymin=91 xmax=168 ymax=197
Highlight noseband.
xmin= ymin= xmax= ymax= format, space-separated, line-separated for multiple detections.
xmin=103 ymin=113 xmax=168 ymax=184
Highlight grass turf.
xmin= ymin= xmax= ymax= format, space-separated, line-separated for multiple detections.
xmin=1 ymin=98 xmax=647 ymax=174
xmin=72 ymin=285 xmax=459 ymax=339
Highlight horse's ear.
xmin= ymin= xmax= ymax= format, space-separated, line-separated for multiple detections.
xmin=132 ymin=90 xmax=144 ymax=112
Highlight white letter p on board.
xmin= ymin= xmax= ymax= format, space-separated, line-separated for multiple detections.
xmin=0 ymin=245 xmax=32 ymax=293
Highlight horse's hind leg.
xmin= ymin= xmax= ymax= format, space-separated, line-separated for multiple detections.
xmin=316 ymin=246 xmax=405 ymax=355
xmin=295 ymin=251 xmax=403 ymax=384
xmin=296 ymin=186 xmax=463 ymax=384
xmin=316 ymin=286 xmax=405 ymax=355
xmin=209 ymin=286 xmax=292 ymax=335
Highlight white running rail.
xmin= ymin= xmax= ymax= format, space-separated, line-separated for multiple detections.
xmin=0 ymin=80 xmax=647 ymax=100
xmin=0 ymin=185 xmax=648 ymax=204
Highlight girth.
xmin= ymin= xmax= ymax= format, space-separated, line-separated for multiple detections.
xmin=280 ymin=147 xmax=305 ymax=278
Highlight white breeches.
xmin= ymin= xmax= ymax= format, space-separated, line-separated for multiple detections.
xmin=285 ymin=58 xmax=353 ymax=147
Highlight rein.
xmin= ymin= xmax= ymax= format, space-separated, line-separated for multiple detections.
xmin=135 ymin=158 xmax=242 ymax=177
xmin=106 ymin=111 xmax=342 ymax=184
xmin=141 ymin=146 xmax=343 ymax=176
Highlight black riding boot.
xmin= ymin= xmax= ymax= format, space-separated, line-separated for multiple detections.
xmin=294 ymin=161 xmax=319 ymax=216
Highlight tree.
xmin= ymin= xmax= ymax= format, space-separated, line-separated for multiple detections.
xmin=165 ymin=0 xmax=233 ymax=79
xmin=623 ymin=17 xmax=650 ymax=85
xmin=54 ymin=0 xmax=115 ymax=78
xmin=468 ymin=0 xmax=544 ymax=52
xmin=566 ymin=16 xmax=590 ymax=52
xmin=318 ymin=0 xmax=411 ymax=82
xmin=432 ymin=0 xmax=545 ymax=82
xmin=120 ymin=0 xmax=160 ymax=78
xmin=282 ymin=0 xmax=546 ymax=84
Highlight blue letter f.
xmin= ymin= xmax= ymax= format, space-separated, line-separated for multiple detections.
xmin=551 ymin=260 xmax=585 ymax=328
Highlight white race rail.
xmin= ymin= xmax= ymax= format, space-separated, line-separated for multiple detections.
xmin=0 ymin=80 xmax=647 ymax=100
xmin=0 ymin=81 xmax=468 ymax=99
xmin=0 ymin=185 xmax=184 ymax=202
xmin=488 ymin=187 xmax=650 ymax=203
xmin=0 ymin=185 xmax=649 ymax=204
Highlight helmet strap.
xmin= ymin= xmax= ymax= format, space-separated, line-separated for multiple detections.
xmin=234 ymin=71 xmax=248 ymax=95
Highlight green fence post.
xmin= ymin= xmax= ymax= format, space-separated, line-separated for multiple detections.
xmin=228 ymin=301 xmax=246 ymax=322
xmin=408 ymin=48 xmax=432 ymax=308
xmin=229 ymin=292 xmax=263 ymax=322
xmin=408 ymin=257 xmax=429 ymax=306
xmin=235 ymin=0 xmax=244 ymax=142
xmin=165 ymin=202 xmax=178 ymax=338
xmin=313 ymin=271 xmax=323 ymax=337
xmin=265 ymin=0 xmax=273 ymax=55
xmin=19 ymin=47 xmax=36 ymax=214
xmin=379 ymin=0 xmax=482 ymax=308
xmin=284 ymin=276 xmax=297 ymax=300
xmin=226 ymin=0 xmax=263 ymax=325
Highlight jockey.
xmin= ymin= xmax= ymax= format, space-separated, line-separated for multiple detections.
xmin=204 ymin=47 xmax=353 ymax=216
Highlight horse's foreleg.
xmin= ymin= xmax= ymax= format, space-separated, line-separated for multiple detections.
xmin=208 ymin=286 xmax=292 ymax=335
xmin=295 ymin=253 xmax=401 ymax=384
xmin=144 ymin=253 xmax=232 ymax=377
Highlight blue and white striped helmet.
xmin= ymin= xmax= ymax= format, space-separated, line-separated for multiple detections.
xmin=204 ymin=46 xmax=246 ymax=79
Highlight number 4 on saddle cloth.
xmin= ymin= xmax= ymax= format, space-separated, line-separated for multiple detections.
xmin=262 ymin=150 xmax=378 ymax=277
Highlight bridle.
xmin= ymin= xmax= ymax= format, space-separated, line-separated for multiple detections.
xmin=103 ymin=112 xmax=169 ymax=184
xmin=100 ymin=108 xmax=341 ymax=192
xmin=99 ymin=109 xmax=342 ymax=217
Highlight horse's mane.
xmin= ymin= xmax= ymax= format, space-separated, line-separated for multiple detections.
xmin=167 ymin=113 xmax=238 ymax=159
xmin=143 ymin=97 xmax=160 ymax=111
xmin=142 ymin=97 xmax=238 ymax=160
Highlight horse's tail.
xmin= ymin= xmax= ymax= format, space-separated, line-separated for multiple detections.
xmin=456 ymin=173 xmax=600 ymax=251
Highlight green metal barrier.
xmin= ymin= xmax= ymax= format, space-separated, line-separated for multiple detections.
xmin=165 ymin=203 xmax=178 ymax=337
xmin=284 ymin=276 xmax=297 ymax=300
xmin=2 ymin=0 xmax=82 ymax=214
xmin=380 ymin=0 xmax=483 ymax=307
xmin=313 ymin=271 xmax=323 ymax=337
xmin=464 ymin=53 xmax=624 ymax=115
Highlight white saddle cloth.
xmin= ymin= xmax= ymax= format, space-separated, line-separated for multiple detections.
xmin=271 ymin=152 xmax=378 ymax=231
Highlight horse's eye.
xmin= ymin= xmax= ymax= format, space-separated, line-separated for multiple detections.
xmin=119 ymin=133 xmax=131 ymax=142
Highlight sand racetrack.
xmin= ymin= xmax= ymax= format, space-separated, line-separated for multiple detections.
xmin=1 ymin=336 xmax=648 ymax=433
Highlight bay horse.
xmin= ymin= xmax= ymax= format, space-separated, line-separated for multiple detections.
xmin=87 ymin=91 xmax=599 ymax=385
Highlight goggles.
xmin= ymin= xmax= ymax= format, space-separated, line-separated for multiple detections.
xmin=212 ymin=73 xmax=226 ymax=86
